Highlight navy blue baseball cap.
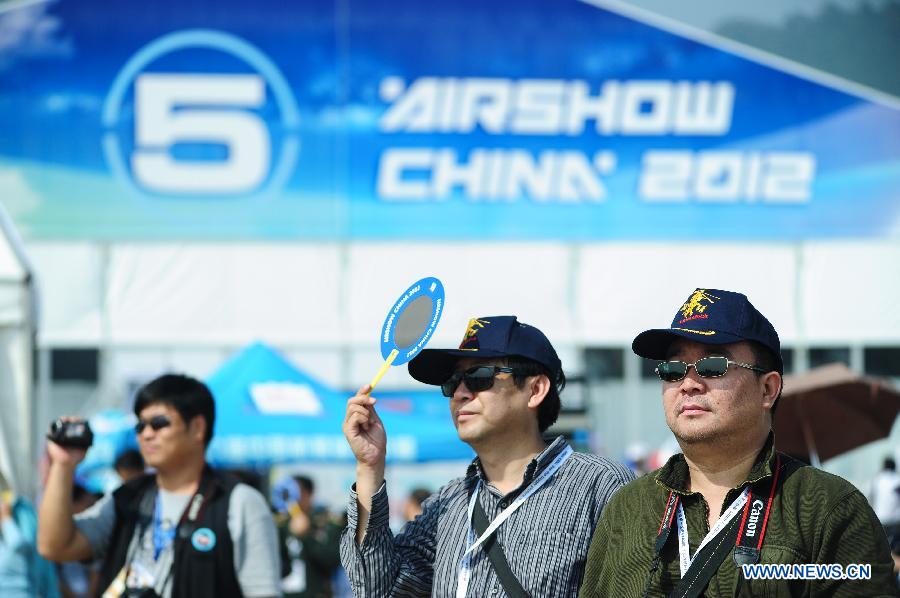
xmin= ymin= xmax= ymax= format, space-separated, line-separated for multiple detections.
xmin=408 ymin=316 xmax=562 ymax=385
xmin=632 ymin=289 xmax=783 ymax=374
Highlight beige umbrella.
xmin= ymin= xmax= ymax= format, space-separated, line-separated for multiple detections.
xmin=774 ymin=363 xmax=900 ymax=466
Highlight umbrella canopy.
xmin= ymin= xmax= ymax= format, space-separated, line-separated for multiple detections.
xmin=774 ymin=363 xmax=900 ymax=464
xmin=206 ymin=342 xmax=472 ymax=468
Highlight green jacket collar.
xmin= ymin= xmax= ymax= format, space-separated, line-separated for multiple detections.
xmin=655 ymin=432 xmax=777 ymax=495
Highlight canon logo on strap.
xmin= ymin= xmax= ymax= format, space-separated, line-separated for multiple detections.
xmin=745 ymin=499 xmax=765 ymax=537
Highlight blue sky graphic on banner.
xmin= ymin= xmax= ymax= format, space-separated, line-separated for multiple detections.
xmin=0 ymin=0 xmax=898 ymax=239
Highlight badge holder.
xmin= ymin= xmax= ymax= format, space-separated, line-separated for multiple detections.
xmin=368 ymin=276 xmax=445 ymax=391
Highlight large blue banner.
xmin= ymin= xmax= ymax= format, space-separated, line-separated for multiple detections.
xmin=1 ymin=0 xmax=898 ymax=239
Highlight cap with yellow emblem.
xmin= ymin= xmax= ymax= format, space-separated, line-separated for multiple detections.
xmin=631 ymin=288 xmax=783 ymax=374
xmin=408 ymin=316 xmax=562 ymax=385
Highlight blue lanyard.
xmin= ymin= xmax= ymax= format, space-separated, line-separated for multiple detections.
xmin=152 ymin=493 xmax=177 ymax=561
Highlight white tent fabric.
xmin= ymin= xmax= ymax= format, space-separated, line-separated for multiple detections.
xmin=0 ymin=203 xmax=36 ymax=496
xmin=23 ymin=239 xmax=900 ymax=395
xmin=105 ymin=244 xmax=343 ymax=345
xmin=26 ymin=242 xmax=102 ymax=346
xmin=800 ymin=242 xmax=900 ymax=342
xmin=28 ymin=240 xmax=900 ymax=347
xmin=574 ymin=244 xmax=801 ymax=343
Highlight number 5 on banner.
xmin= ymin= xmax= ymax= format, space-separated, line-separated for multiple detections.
xmin=133 ymin=74 xmax=269 ymax=194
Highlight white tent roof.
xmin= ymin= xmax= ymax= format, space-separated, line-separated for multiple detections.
xmin=0 ymin=203 xmax=35 ymax=496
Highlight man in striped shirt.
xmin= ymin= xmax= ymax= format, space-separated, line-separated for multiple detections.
xmin=340 ymin=315 xmax=634 ymax=597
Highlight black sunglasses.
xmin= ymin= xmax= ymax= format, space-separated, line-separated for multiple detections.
xmin=134 ymin=414 xmax=172 ymax=434
xmin=655 ymin=356 xmax=767 ymax=383
xmin=441 ymin=366 xmax=521 ymax=398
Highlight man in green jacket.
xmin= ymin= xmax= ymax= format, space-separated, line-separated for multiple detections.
xmin=580 ymin=288 xmax=897 ymax=597
xmin=278 ymin=476 xmax=342 ymax=598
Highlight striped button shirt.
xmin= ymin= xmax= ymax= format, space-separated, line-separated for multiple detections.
xmin=340 ymin=436 xmax=635 ymax=597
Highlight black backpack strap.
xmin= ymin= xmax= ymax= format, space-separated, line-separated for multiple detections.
xmin=125 ymin=478 xmax=159 ymax=565
xmin=471 ymin=497 xmax=530 ymax=598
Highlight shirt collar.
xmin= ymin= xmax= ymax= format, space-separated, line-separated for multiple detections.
xmin=655 ymin=431 xmax=777 ymax=495
xmin=465 ymin=435 xmax=570 ymax=489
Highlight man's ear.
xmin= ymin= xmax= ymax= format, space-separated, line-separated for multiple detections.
xmin=761 ymin=371 xmax=782 ymax=410
xmin=188 ymin=415 xmax=207 ymax=444
xmin=527 ymin=374 xmax=551 ymax=409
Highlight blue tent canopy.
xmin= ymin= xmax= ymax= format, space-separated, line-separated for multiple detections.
xmin=206 ymin=342 xmax=472 ymax=468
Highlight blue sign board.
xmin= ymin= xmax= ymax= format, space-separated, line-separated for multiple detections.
xmin=0 ymin=0 xmax=898 ymax=239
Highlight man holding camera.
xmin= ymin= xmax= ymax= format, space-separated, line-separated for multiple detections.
xmin=38 ymin=373 xmax=283 ymax=598
xmin=341 ymin=315 xmax=634 ymax=597
xmin=579 ymin=289 xmax=896 ymax=597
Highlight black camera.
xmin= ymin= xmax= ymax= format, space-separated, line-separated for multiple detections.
xmin=46 ymin=419 xmax=94 ymax=449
